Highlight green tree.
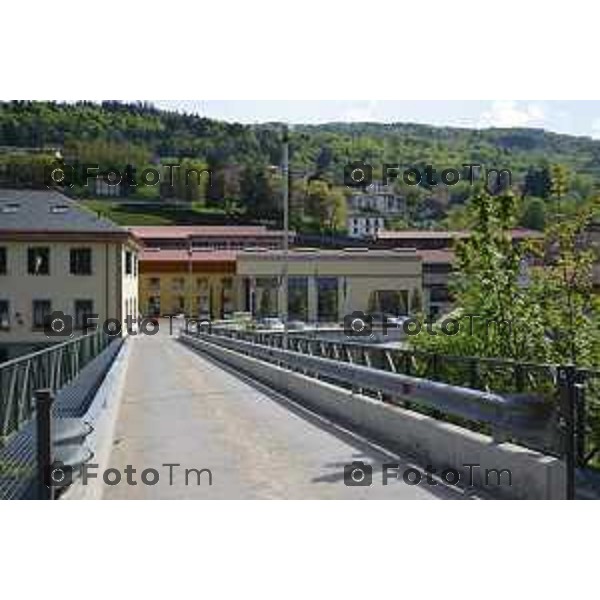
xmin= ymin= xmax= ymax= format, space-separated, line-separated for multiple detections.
xmin=412 ymin=167 xmax=600 ymax=369
xmin=520 ymin=197 xmax=546 ymax=230
xmin=170 ymin=158 xmax=210 ymax=203
xmin=530 ymin=168 xmax=600 ymax=366
xmin=240 ymin=163 xmax=279 ymax=219
xmin=411 ymin=189 xmax=550 ymax=361
xmin=305 ymin=180 xmax=348 ymax=233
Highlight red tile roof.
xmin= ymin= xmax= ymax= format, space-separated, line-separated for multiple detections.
xmin=377 ymin=230 xmax=463 ymax=240
xmin=139 ymin=249 xmax=238 ymax=262
xmin=376 ymin=228 xmax=542 ymax=240
xmin=128 ymin=225 xmax=287 ymax=239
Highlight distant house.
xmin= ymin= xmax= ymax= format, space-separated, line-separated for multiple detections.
xmin=346 ymin=181 xmax=405 ymax=238
xmin=93 ymin=174 xmax=122 ymax=197
xmin=347 ymin=214 xmax=385 ymax=239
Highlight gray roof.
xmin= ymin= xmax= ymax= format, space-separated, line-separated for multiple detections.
xmin=0 ymin=189 xmax=125 ymax=234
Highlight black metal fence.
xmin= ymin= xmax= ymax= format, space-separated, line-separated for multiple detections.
xmin=0 ymin=331 xmax=119 ymax=500
xmin=0 ymin=331 xmax=112 ymax=444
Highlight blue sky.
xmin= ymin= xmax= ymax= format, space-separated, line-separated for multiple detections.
xmin=153 ymin=100 xmax=600 ymax=139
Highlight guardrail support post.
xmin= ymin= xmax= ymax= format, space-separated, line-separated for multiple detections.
xmin=558 ymin=366 xmax=576 ymax=500
xmin=35 ymin=388 xmax=54 ymax=500
xmin=574 ymin=374 xmax=586 ymax=467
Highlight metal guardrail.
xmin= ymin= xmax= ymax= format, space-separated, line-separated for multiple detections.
xmin=181 ymin=331 xmax=557 ymax=446
xmin=0 ymin=330 xmax=113 ymax=443
xmin=183 ymin=327 xmax=600 ymax=498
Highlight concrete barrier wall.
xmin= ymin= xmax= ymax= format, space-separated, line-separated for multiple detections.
xmin=181 ymin=335 xmax=566 ymax=499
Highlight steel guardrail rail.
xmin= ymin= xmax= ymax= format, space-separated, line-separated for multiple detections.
xmin=181 ymin=331 xmax=552 ymax=432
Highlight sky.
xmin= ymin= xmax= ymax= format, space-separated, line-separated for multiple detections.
xmin=153 ymin=100 xmax=600 ymax=139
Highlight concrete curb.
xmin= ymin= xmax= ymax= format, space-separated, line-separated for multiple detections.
xmin=182 ymin=335 xmax=567 ymax=500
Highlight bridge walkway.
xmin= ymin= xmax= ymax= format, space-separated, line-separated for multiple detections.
xmin=104 ymin=332 xmax=463 ymax=499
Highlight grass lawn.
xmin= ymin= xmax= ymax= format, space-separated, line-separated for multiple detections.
xmin=78 ymin=198 xmax=250 ymax=226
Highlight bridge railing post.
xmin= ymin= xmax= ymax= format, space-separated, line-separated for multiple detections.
xmin=558 ymin=365 xmax=577 ymax=500
xmin=35 ymin=388 xmax=55 ymax=500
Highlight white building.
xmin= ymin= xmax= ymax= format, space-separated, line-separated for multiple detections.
xmin=346 ymin=181 xmax=405 ymax=238
xmin=0 ymin=189 xmax=139 ymax=361
xmin=347 ymin=214 xmax=385 ymax=239
xmin=93 ymin=176 xmax=122 ymax=197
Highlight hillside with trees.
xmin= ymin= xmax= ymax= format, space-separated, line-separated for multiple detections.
xmin=1 ymin=101 xmax=599 ymax=230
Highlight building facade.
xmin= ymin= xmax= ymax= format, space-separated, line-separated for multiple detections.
xmin=0 ymin=190 xmax=139 ymax=361
xmin=138 ymin=249 xmax=241 ymax=319
xmin=237 ymin=248 xmax=423 ymax=322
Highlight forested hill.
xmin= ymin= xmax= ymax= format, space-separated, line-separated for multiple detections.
xmin=2 ymin=101 xmax=600 ymax=184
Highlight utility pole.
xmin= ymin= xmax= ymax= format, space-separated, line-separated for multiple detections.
xmin=282 ymin=125 xmax=290 ymax=349
xmin=187 ymin=237 xmax=193 ymax=318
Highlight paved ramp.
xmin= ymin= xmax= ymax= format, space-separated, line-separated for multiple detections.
xmin=104 ymin=333 xmax=463 ymax=499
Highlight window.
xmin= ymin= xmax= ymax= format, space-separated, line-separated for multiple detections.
xmin=32 ymin=300 xmax=51 ymax=329
xmin=28 ymin=247 xmax=50 ymax=275
xmin=148 ymin=296 xmax=160 ymax=316
xmin=149 ymin=277 xmax=160 ymax=291
xmin=0 ymin=247 xmax=6 ymax=275
xmin=288 ymin=277 xmax=308 ymax=320
xmin=125 ymin=251 xmax=133 ymax=275
xmin=70 ymin=248 xmax=92 ymax=275
xmin=74 ymin=300 xmax=94 ymax=329
xmin=317 ymin=277 xmax=338 ymax=322
xmin=0 ymin=300 xmax=9 ymax=330
xmin=172 ymin=277 xmax=185 ymax=292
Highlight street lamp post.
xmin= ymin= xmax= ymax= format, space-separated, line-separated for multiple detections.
xmin=282 ymin=125 xmax=290 ymax=349
xmin=187 ymin=238 xmax=193 ymax=318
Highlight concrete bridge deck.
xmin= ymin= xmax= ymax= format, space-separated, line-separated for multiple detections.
xmin=103 ymin=333 xmax=464 ymax=499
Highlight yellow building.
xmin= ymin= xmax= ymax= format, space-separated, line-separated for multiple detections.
xmin=0 ymin=189 xmax=139 ymax=361
xmin=138 ymin=249 xmax=242 ymax=319
xmin=138 ymin=246 xmax=425 ymax=323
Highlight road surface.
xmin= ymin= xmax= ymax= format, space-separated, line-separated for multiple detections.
xmin=103 ymin=330 xmax=464 ymax=499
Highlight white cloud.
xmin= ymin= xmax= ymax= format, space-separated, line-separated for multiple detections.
xmin=341 ymin=100 xmax=379 ymax=122
xmin=590 ymin=118 xmax=600 ymax=139
xmin=479 ymin=100 xmax=546 ymax=128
